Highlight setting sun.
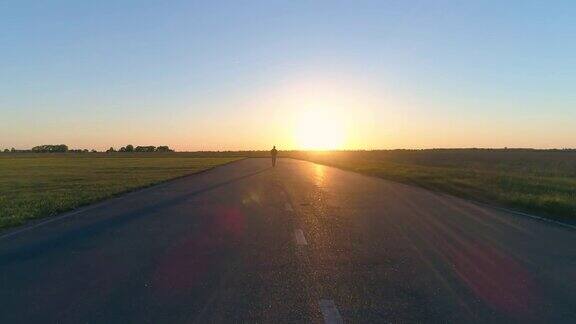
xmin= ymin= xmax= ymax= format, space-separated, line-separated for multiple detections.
xmin=294 ymin=109 xmax=346 ymax=150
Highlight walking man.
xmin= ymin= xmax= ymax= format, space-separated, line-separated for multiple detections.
xmin=271 ymin=145 xmax=278 ymax=167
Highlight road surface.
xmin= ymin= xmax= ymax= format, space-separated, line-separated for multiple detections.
xmin=1 ymin=158 xmax=575 ymax=323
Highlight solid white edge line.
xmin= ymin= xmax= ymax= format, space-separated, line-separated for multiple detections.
xmin=295 ymin=229 xmax=307 ymax=245
xmin=436 ymin=191 xmax=576 ymax=231
xmin=295 ymin=158 xmax=576 ymax=232
xmin=319 ymin=299 xmax=343 ymax=324
xmin=0 ymin=180 xmax=171 ymax=241
xmin=0 ymin=203 xmax=102 ymax=240
xmin=0 ymin=161 xmax=249 ymax=241
xmin=489 ymin=204 xmax=576 ymax=231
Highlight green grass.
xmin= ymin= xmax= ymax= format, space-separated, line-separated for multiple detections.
xmin=285 ymin=149 xmax=576 ymax=223
xmin=3 ymin=149 xmax=575 ymax=229
xmin=0 ymin=153 xmax=241 ymax=229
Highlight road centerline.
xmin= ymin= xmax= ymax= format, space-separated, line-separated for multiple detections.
xmin=294 ymin=229 xmax=308 ymax=245
xmin=319 ymin=299 xmax=343 ymax=324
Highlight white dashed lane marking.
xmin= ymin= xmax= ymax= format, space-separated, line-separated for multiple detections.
xmin=294 ymin=229 xmax=307 ymax=245
xmin=319 ymin=299 xmax=343 ymax=324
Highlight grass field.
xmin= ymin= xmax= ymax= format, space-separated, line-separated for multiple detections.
xmin=2 ymin=149 xmax=575 ymax=229
xmin=285 ymin=149 xmax=576 ymax=223
xmin=0 ymin=153 xmax=241 ymax=229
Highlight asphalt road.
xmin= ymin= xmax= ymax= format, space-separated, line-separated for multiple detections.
xmin=1 ymin=158 xmax=575 ymax=323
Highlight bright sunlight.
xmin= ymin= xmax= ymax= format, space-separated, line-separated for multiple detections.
xmin=294 ymin=109 xmax=346 ymax=150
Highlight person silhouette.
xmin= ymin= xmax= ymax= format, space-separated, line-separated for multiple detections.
xmin=270 ymin=146 xmax=278 ymax=167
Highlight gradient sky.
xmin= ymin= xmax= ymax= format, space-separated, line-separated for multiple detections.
xmin=1 ymin=0 xmax=575 ymax=150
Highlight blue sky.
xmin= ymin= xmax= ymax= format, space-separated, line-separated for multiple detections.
xmin=1 ymin=0 xmax=575 ymax=150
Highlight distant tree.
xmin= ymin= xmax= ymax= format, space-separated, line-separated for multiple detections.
xmin=135 ymin=146 xmax=155 ymax=152
xmin=31 ymin=144 xmax=68 ymax=153
xmin=91 ymin=149 xmax=97 ymax=153
xmin=3 ymin=148 xmax=9 ymax=153
xmin=119 ymin=147 xmax=126 ymax=152
xmin=125 ymin=144 xmax=134 ymax=152
xmin=156 ymin=146 xmax=174 ymax=152
xmin=106 ymin=147 xmax=116 ymax=153
xmin=10 ymin=147 xmax=16 ymax=152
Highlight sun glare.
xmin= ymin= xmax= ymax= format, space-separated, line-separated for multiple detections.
xmin=294 ymin=109 xmax=346 ymax=150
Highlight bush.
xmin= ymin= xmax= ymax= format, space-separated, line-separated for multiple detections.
xmin=156 ymin=146 xmax=174 ymax=152
xmin=31 ymin=144 xmax=68 ymax=153
xmin=135 ymin=146 xmax=156 ymax=152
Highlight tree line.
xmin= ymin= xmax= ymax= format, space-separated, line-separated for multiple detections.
xmin=107 ymin=145 xmax=173 ymax=152
xmin=2 ymin=144 xmax=174 ymax=153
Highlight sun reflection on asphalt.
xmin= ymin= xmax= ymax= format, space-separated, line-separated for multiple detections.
xmin=314 ymin=164 xmax=326 ymax=187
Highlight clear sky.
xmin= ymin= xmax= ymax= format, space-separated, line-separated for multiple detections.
xmin=1 ymin=0 xmax=575 ymax=151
